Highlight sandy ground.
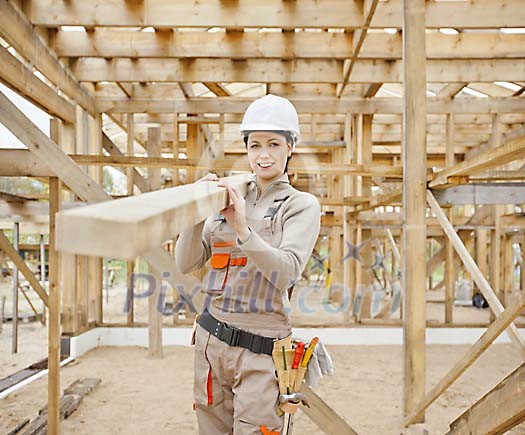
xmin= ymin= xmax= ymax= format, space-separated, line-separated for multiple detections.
xmin=2 ymin=278 xmax=525 ymax=434
xmin=1 ymin=344 xmax=525 ymax=435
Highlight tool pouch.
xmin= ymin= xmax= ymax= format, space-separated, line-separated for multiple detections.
xmin=272 ymin=336 xmax=302 ymax=415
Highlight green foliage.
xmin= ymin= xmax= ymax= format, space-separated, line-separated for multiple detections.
xmin=0 ymin=176 xmax=48 ymax=195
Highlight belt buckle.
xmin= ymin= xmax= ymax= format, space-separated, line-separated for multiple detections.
xmin=222 ymin=323 xmax=240 ymax=346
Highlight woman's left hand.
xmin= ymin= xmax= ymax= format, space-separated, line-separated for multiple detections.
xmin=218 ymin=183 xmax=251 ymax=242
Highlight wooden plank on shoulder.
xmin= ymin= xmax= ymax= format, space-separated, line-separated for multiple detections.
xmin=56 ymin=174 xmax=251 ymax=259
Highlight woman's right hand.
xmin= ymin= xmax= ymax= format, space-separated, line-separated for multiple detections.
xmin=196 ymin=172 xmax=220 ymax=183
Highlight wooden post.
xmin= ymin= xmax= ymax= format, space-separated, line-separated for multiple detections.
xmin=48 ymin=176 xmax=61 ymax=435
xmin=11 ymin=221 xmax=19 ymax=354
xmin=490 ymin=205 xmax=502 ymax=322
xmin=329 ymin=146 xmax=344 ymax=305
xmin=217 ymin=113 xmax=225 ymax=178
xmin=0 ymin=295 xmax=5 ymax=333
xmin=446 ymin=113 xmax=455 ymax=168
xmin=55 ymin=119 xmax=78 ymax=335
xmin=147 ymin=126 xmax=163 ymax=358
xmin=354 ymin=114 xmax=374 ymax=318
xmin=40 ymin=234 xmax=46 ymax=325
xmin=444 ymin=117 xmax=455 ymax=324
xmin=343 ymin=114 xmax=354 ymax=322
xmin=126 ymin=114 xmax=135 ymax=325
xmin=186 ymin=122 xmax=199 ymax=183
xmin=126 ymin=260 xmax=135 ymax=325
xmin=445 ymin=209 xmax=455 ymax=324
xmin=89 ymin=114 xmax=103 ymax=324
xmin=402 ymin=0 xmax=427 ymax=420
xmin=75 ymin=256 xmax=88 ymax=329
xmin=475 ymin=226 xmax=489 ymax=300
xmin=503 ymin=236 xmax=514 ymax=307
xmin=127 ymin=113 xmax=135 ymax=196
xmin=520 ymin=239 xmax=525 ymax=291
xmin=172 ymin=113 xmax=180 ymax=185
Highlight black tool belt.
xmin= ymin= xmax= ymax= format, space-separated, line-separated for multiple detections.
xmin=198 ymin=310 xmax=275 ymax=356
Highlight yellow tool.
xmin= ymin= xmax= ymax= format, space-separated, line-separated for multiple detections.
xmin=301 ymin=337 xmax=319 ymax=368
xmin=292 ymin=337 xmax=319 ymax=391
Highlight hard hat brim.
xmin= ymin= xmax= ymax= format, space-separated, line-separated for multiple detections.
xmin=239 ymin=122 xmax=300 ymax=140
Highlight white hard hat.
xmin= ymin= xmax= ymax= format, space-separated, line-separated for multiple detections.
xmin=240 ymin=94 xmax=301 ymax=150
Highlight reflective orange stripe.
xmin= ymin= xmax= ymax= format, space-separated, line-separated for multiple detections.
xmin=213 ymin=241 xmax=236 ymax=248
xmin=206 ymin=367 xmax=213 ymax=405
xmin=260 ymin=426 xmax=279 ymax=435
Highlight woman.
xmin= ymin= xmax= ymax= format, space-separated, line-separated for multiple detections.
xmin=175 ymin=94 xmax=321 ymax=435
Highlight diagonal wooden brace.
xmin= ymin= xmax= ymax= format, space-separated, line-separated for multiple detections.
xmin=0 ymin=229 xmax=48 ymax=307
xmin=427 ymin=190 xmax=525 ymax=357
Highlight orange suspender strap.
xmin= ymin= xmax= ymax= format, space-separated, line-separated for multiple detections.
xmin=213 ymin=241 xmax=236 ymax=248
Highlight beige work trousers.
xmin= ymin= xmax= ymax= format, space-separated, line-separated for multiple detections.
xmin=193 ymin=324 xmax=291 ymax=435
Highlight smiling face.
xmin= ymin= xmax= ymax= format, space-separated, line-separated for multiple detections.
xmin=246 ymin=131 xmax=292 ymax=187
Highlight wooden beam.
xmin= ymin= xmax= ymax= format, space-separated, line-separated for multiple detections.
xmin=447 ymin=363 xmax=525 ymax=435
xmin=0 ymin=44 xmax=75 ymax=123
xmin=300 ymin=383 xmax=359 ymax=435
xmin=513 ymin=85 xmax=525 ymax=97
xmin=438 ymin=83 xmax=467 ymax=99
xmin=67 ymin=154 xmax=404 ymax=178
xmin=25 ymin=0 xmax=525 ymax=28
xmin=116 ymin=82 xmax=133 ymax=98
xmin=99 ymin=112 xmax=525 ymax=126
xmin=96 ymin=96 xmax=525 ymax=115
xmin=430 ymin=135 xmax=525 ymax=187
xmin=432 ymin=183 xmax=525 ymax=205
xmin=347 ymin=190 xmax=402 ymax=214
xmin=319 ymin=197 xmax=370 ymax=206
xmin=0 ymin=230 xmax=49 ymax=306
xmin=402 ymin=0 xmax=427 ymax=421
xmin=107 ymin=113 xmax=147 ymax=151
xmin=72 ymin=58 xmax=525 ymax=83
xmin=0 ymin=149 xmax=55 ymax=177
xmin=16 ymin=379 xmax=96 ymax=433
xmin=427 ymin=190 xmax=525 ymax=355
xmin=404 ymin=290 xmax=525 ymax=426
xmin=364 ymin=83 xmax=382 ymax=98
xmin=53 ymin=30 xmax=525 ymax=60
xmin=0 ymin=191 xmax=36 ymax=203
xmin=0 ymin=89 xmax=107 ymax=203
xmin=178 ymin=81 xmax=217 ymax=160
xmin=55 ymin=174 xmax=251 ymax=259
xmin=202 ymin=82 xmax=231 ymax=97
xmin=337 ymin=0 xmax=380 ymax=97
xmin=0 ymin=0 xmax=95 ymax=115
xmin=102 ymin=133 xmax=150 ymax=193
